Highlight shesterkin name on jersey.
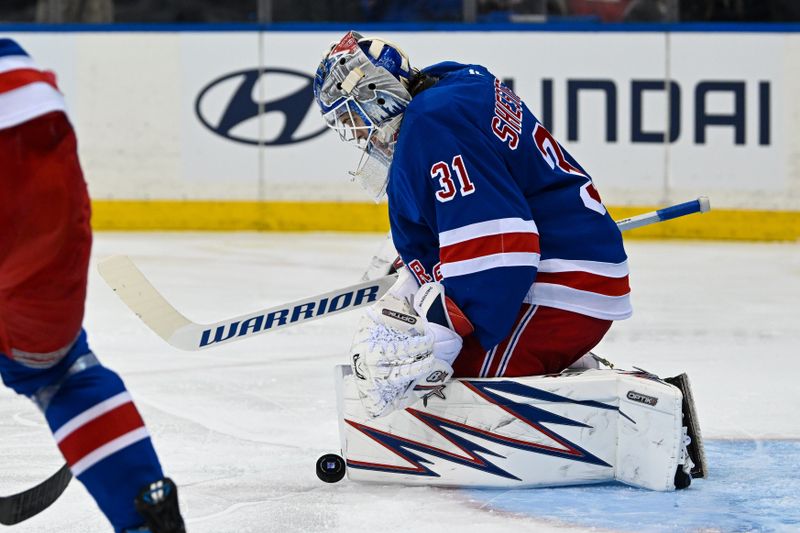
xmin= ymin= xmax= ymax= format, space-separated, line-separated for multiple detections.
xmin=0 ymin=39 xmax=66 ymax=130
xmin=491 ymin=77 xmax=523 ymax=150
xmin=388 ymin=62 xmax=631 ymax=350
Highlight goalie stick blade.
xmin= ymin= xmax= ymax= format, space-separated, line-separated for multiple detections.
xmin=97 ymin=255 xmax=192 ymax=342
xmin=665 ymin=373 xmax=708 ymax=479
xmin=99 ymin=255 xmax=398 ymax=351
xmin=0 ymin=463 xmax=72 ymax=525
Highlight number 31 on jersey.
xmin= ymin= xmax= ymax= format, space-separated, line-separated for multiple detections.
xmin=430 ymin=154 xmax=476 ymax=202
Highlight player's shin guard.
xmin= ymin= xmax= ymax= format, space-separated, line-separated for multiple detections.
xmin=46 ymin=364 xmax=164 ymax=531
xmin=0 ymin=331 xmax=168 ymax=532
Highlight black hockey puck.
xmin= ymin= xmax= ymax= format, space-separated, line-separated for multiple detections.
xmin=316 ymin=453 xmax=346 ymax=483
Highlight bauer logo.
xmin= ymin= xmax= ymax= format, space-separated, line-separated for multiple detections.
xmin=426 ymin=370 xmax=449 ymax=383
xmin=626 ymin=390 xmax=659 ymax=406
xmin=195 ymin=68 xmax=327 ymax=146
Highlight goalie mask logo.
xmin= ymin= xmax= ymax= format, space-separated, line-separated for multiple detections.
xmin=195 ymin=68 xmax=327 ymax=146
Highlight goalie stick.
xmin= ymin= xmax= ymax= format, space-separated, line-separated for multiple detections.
xmin=99 ymin=197 xmax=710 ymax=351
xmin=98 ymin=257 xmax=398 ymax=351
xmin=614 ymin=196 xmax=710 ymax=231
xmin=0 ymin=463 xmax=72 ymax=525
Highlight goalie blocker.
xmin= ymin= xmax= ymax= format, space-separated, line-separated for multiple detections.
xmin=333 ymin=367 xmax=706 ymax=491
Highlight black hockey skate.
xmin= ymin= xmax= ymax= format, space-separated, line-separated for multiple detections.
xmin=665 ymin=373 xmax=708 ymax=488
xmin=131 ymin=478 xmax=185 ymax=533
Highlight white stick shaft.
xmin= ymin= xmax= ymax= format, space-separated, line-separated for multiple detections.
xmin=99 ymin=256 xmax=396 ymax=351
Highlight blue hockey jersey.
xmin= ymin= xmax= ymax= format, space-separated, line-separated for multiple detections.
xmin=387 ymin=62 xmax=632 ymax=351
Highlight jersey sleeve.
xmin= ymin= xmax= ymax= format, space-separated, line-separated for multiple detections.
xmin=389 ymin=104 xmax=540 ymax=351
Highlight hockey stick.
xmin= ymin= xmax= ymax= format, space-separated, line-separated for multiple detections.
xmin=99 ymin=197 xmax=710 ymax=351
xmin=614 ymin=196 xmax=710 ymax=232
xmin=0 ymin=463 xmax=72 ymax=525
xmin=98 ymin=256 xmax=398 ymax=351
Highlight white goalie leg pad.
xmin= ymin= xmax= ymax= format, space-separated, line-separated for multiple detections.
xmin=614 ymin=373 xmax=686 ymax=490
xmin=335 ymin=367 xmax=690 ymax=491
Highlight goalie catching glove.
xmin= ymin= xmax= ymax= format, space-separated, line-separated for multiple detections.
xmin=349 ymin=268 xmax=472 ymax=417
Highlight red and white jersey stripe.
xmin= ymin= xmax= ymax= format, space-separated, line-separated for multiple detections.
xmin=525 ymin=258 xmax=632 ymax=320
xmin=53 ymin=392 xmax=150 ymax=476
xmin=438 ymin=217 xmax=540 ymax=278
xmin=0 ymin=49 xmax=66 ymax=130
xmin=437 ymin=217 xmax=630 ymax=320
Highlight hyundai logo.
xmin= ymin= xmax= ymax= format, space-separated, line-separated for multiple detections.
xmin=195 ymin=68 xmax=327 ymax=146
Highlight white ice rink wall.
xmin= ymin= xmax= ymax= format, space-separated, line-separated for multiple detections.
xmin=5 ymin=25 xmax=800 ymax=239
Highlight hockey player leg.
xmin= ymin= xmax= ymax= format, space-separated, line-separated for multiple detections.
xmin=0 ymin=331 xmax=185 ymax=532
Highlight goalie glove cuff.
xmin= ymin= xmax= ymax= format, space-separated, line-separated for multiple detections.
xmin=413 ymin=282 xmax=474 ymax=337
xmin=384 ymin=265 xmax=420 ymax=306
xmin=413 ymin=283 xmax=470 ymax=367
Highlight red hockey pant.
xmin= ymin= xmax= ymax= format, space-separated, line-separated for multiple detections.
xmin=0 ymin=111 xmax=92 ymax=359
xmin=453 ymin=304 xmax=613 ymax=378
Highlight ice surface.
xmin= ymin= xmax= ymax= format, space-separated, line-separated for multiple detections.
xmin=1 ymin=233 xmax=798 ymax=532
xmin=467 ymin=440 xmax=800 ymax=532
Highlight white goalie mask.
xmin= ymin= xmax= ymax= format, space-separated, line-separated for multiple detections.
xmin=314 ymin=31 xmax=413 ymax=202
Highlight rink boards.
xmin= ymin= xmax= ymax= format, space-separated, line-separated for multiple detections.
xmin=4 ymin=26 xmax=800 ymax=240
